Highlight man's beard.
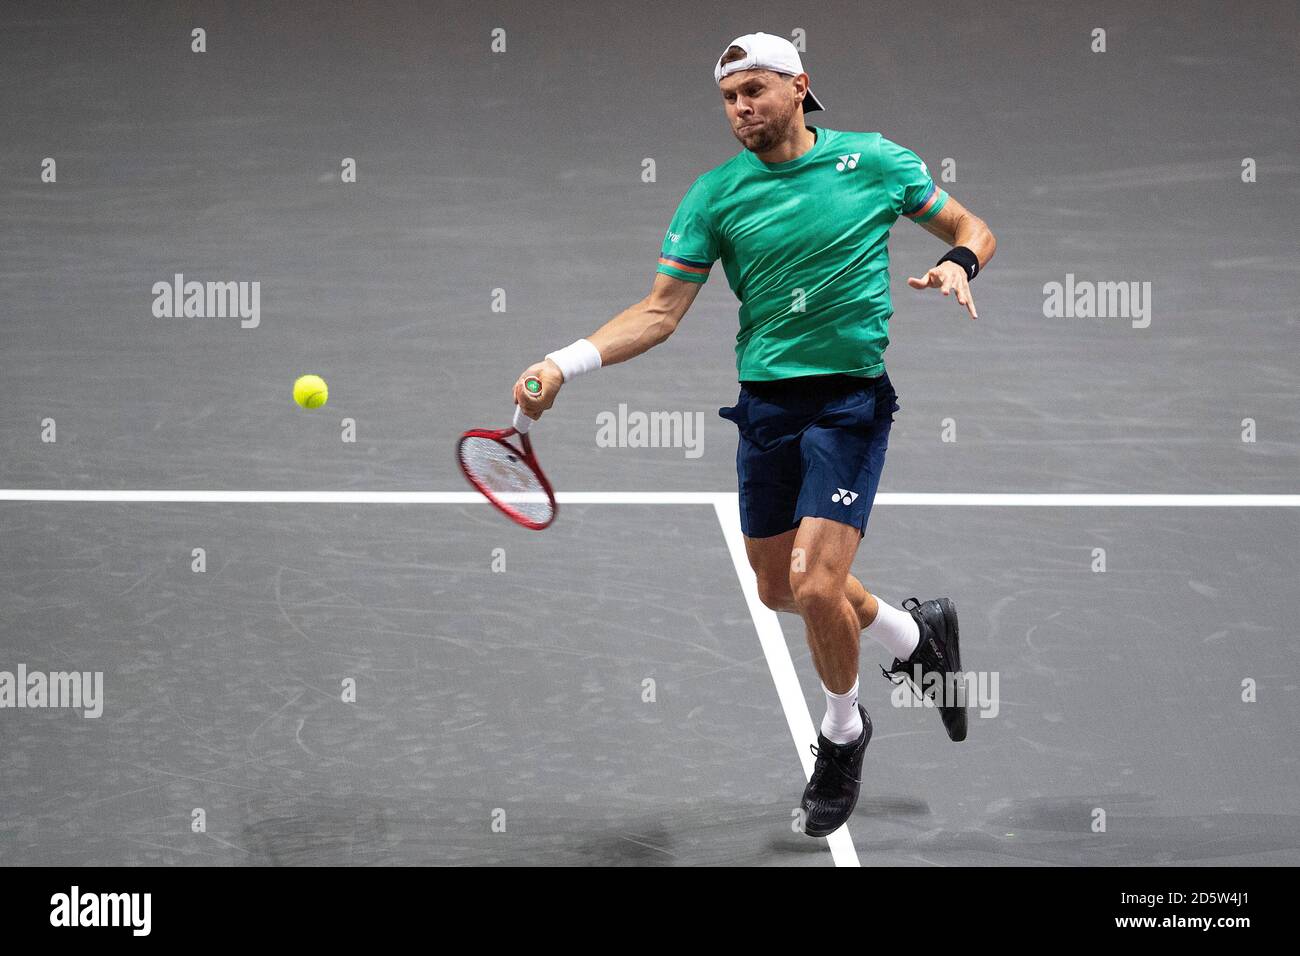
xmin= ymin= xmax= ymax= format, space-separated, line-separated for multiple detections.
xmin=738 ymin=96 xmax=799 ymax=152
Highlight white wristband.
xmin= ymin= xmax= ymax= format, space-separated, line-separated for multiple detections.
xmin=545 ymin=338 xmax=602 ymax=383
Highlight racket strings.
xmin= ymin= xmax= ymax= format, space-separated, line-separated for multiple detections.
xmin=458 ymin=436 xmax=554 ymax=523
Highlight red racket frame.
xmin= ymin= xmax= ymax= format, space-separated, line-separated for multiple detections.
xmin=456 ymin=425 xmax=557 ymax=530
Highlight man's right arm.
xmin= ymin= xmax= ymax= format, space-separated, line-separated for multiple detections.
xmin=513 ymin=273 xmax=703 ymax=416
xmin=587 ymin=272 xmax=703 ymax=366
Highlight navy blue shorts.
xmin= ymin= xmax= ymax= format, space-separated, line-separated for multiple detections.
xmin=718 ymin=372 xmax=899 ymax=539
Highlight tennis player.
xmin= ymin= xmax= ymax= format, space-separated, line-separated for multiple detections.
xmin=514 ymin=32 xmax=996 ymax=839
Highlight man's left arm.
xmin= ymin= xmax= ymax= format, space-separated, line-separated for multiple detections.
xmin=907 ymin=197 xmax=997 ymax=320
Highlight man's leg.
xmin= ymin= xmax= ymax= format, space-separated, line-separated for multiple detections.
xmin=760 ymin=516 xmax=872 ymax=837
xmin=749 ymin=518 xmax=867 ymax=741
xmin=745 ymin=529 xmax=877 ymax=629
xmin=787 ymin=516 xmax=862 ymax=695
xmin=746 ymin=525 xmax=965 ymax=745
xmin=745 ymin=530 xmax=916 ymax=663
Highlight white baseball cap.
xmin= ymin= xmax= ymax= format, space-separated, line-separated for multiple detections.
xmin=713 ymin=32 xmax=825 ymax=113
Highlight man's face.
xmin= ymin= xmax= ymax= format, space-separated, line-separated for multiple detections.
xmin=720 ymin=69 xmax=804 ymax=151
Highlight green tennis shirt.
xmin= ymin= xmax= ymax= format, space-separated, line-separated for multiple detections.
xmin=657 ymin=127 xmax=948 ymax=381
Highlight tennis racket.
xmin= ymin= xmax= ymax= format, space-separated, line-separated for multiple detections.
xmin=457 ymin=376 xmax=557 ymax=530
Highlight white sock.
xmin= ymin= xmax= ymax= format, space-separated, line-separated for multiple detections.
xmin=820 ymin=678 xmax=863 ymax=744
xmin=864 ymin=600 xmax=920 ymax=660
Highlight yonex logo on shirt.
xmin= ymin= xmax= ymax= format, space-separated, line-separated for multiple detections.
xmin=831 ymin=488 xmax=859 ymax=505
xmin=834 ymin=153 xmax=861 ymax=172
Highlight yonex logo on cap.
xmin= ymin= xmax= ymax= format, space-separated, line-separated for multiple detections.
xmin=834 ymin=153 xmax=861 ymax=172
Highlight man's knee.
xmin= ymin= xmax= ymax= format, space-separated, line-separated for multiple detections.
xmin=744 ymin=529 xmax=800 ymax=612
xmin=756 ymin=575 xmax=795 ymax=612
xmin=790 ymin=568 xmax=846 ymax=615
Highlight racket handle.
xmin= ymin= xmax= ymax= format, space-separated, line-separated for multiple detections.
xmin=512 ymin=403 xmax=535 ymax=434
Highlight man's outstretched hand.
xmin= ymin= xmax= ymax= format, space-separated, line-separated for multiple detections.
xmin=907 ymin=261 xmax=978 ymax=320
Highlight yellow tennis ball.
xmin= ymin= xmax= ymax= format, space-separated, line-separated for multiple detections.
xmin=293 ymin=374 xmax=328 ymax=409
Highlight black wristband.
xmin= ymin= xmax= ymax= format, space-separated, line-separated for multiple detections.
xmin=936 ymin=246 xmax=979 ymax=281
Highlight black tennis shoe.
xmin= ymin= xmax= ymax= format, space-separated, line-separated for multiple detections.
xmin=881 ymin=597 xmax=968 ymax=742
xmin=799 ymin=704 xmax=871 ymax=838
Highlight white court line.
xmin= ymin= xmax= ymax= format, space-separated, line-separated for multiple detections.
xmin=713 ymin=499 xmax=860 ymax=867
xmin=1 ymin=490 xmax=1297 ymax=505
xmin=0 ymin=490 xmax=713 ymax=504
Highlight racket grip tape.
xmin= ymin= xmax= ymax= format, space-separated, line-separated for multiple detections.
xmin=512 ymin=403 xmax=535 ymax=434
xmin=513 ymin=376 xmax=543 ymax=433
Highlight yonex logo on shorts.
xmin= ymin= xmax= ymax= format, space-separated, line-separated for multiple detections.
xmin=831 ymin=488 xmax=858 ymax=505
xmin=834 ymin=153 xmax=861 ymax=171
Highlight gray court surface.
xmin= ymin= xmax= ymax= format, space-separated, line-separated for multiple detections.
xmin=1 ymin=1 xmax=1297 ymax=866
